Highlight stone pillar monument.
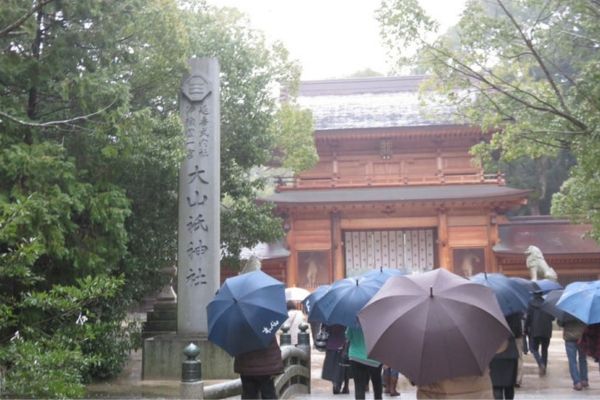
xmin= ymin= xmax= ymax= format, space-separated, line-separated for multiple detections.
xmin=177 ymin=58 xmax=221 ymax=334
xmin=142 ymin=58 xmax=234 ymax=380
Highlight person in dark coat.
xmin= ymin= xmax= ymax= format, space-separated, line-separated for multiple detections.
xmin=490 ymin=313 xmax=521 ymax=399
xmin=234 ymin=338 xmax=284 ymax=399
xmin=321 ymin=324 xmax=350 ymax=394
xmin=524 ymin=291 xmax=555 ymax=376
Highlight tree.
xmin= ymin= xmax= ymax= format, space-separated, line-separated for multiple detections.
xmin=377 ymin=0 xmax=600 ymax=240
xmin=0 ymin=0 xmax=314 ymax=396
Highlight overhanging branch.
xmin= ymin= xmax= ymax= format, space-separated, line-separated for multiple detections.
xmin=0 ymin=0 xmax=55 ymax=39
xmin=0 ymin=100 xmax=117 ymax=128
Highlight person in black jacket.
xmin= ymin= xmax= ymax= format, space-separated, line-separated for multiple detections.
xmin=234 ymin=338 xmax=284 ymax=399
xmin=490 ymin=313 xmax=522 ymax=399
xmin=525 ymin=291 xmax=555 ymax=376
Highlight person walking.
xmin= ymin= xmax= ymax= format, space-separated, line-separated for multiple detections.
xmin=490 ymin=313 xmax=520 ymax=399
xmin=525 ymin=290 xmax=555 ymax=376
xmin=322 ymin=324 xmax=350 ymax=394
xmin=515 ymin=314 xmax=527 ymax=387
xmin=347 ymin=325 xmax=383 ymax=400
xmin=579 ymin=323 xmax=600 ymax=376
xmin=557 ymin=316 xmax=588 ymax=390
xmin=234 ymin=338 xmax=284 ymax=399
xmin=284 ymin=300 xmax=306 ymax=345
xmin=382 ymin=365 xmax=400 ymax=396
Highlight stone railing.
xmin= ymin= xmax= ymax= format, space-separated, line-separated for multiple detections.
xmin=180 ymin=324 xmax=311 ymax=399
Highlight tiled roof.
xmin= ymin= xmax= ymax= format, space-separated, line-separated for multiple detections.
xmin=297 ymin=76 xmax=460 ymax=131
xmin=493 ymin=217 xmax=600 ymax=255
xmin=262 ymin=184 xmax=529 ymax=204
xmin=240 ymin=240 xmax=290 ymax=260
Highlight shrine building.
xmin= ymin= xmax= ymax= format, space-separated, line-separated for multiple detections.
xmin=255 ymin=76 xmax=600 ymax=289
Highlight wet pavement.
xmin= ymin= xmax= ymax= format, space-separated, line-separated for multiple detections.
xmin=87 ymin=332 xmax=600 ymax=399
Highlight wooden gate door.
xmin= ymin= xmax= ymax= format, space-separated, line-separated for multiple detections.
xmin=343 ymin=229 xmax=437 ymax=277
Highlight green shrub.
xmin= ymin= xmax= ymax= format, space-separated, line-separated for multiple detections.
xmin=1 ymin=339 xmax=86 ymax=399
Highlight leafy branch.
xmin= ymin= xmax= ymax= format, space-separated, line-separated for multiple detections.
xmin=0 ymin=0 xmax=55 ymax=39
xmin=0 ymin=100 xmax=118 ymax=128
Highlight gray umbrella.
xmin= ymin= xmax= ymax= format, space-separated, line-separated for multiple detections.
xmin=358 ymin=268 xmax=511 ymax=386
xmin=541 ymin=289 xmax=580 ymax=323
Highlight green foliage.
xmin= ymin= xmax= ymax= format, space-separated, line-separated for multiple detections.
xmin=271 ymin=103 xmax=318 ymax=172
xmin=1 ymin=0 xmax=314 ymax=397
xmin=1 ymin=339 xmax=86 ymax=399
xmin=378 ymin=0 xmax=600 ymax=238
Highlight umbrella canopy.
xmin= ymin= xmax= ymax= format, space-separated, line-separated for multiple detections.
xmin=316 ymin=276 xmax=381 ymax=327
xmin=285 ymin=287 xmax=311 ymax=302
xmin=533 ymin=279 xmax=563 ymax=293
xmin=302 ymin=284 xmax=330 ymax=322
xmin=541 ymin=289 xmax=579 ymax=323
xmin=358 ymin=267 xmax=406 ymax=286
xmin=207 ymin=270 xmax=288 ymax=357
xmin=510 ymin=277 xmax=538 ymax=293
xmin=556 ymin=280 xmax=600 ymax=324
xmin=470 ymin=273 xmax=530 ymax=316
xmin=358 ymin=268 xmax=511 ymax=386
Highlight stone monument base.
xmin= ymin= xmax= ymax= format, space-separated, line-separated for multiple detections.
xmin=142 ymin=333 xmax=236 ymax=380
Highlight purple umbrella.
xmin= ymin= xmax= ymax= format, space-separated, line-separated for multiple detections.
xmin=358 ymin=268 xmax=511 ymax=386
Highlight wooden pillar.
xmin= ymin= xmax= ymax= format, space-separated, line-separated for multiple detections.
xmin=286 ymin=217 xmax=297 ymax=287
xmin=331 ymin=211 xmax=344 ymax=280
xmin=488 ymin=211 xmax=499 ymax=272
xmin=437 ymin=208 xmax=450 ymax=270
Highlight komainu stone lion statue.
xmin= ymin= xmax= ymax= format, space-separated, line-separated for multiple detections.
xmin=240 ymin=255 xmax=262 ymax=274
xmin=525 ymin=245 xmax=558 ymax=281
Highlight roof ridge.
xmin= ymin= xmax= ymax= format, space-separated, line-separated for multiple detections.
xmin=298 ymin=75 xmax=430 ymax=96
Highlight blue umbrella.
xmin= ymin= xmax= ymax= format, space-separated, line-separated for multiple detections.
xmin=207 ymin=270 xmax=288 ymax=357
xmin=541 ymin=289 xmax=579 ymax=323
xmin=302 ymin=284 xmax=331 ymax=322
xmin=315 ymin=276 xmax=381 ymax=327
xmin=471 ymin=273 xmax=530 ymax=316
xmin=533 ymin=279 xmax=563 ymax=293
xmin=556 ymin=280 xmax=600 ymax=324
xmin=510 ymin=276 xmax=538 ymax=293
xmin=359 ymin=267 xmax=406 ymax=286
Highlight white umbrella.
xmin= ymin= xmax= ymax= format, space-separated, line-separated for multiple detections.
xmin=285 ymin=287 xmax=311 ymax=302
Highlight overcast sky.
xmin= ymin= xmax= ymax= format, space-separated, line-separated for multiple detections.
xmin=205 ymin=0 xmax=467 ymax=80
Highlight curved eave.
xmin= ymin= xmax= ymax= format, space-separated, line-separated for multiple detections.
xmin=261 ymin=184 xmax=530 ymax=211
xmin=314 ymin=124 xmax=494 ymax=141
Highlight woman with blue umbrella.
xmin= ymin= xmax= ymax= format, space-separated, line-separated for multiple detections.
xmin=556 ymin=280 xmax=600 ymax=325
xmin=207 ymin=270 xmax=288 ymax=399
xmin=316 ymin=276 xmax=382 ymax=328
xmin=313 ymin=274 xmax=386 ymax=399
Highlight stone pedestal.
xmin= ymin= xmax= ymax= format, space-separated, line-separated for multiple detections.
xmin=142 ymin=266 xmax=178 ymax=339
xmin=142 ymin=302 xmax=177 ymax=339
xmin=142 ymin=334 xmax=236 ymax=380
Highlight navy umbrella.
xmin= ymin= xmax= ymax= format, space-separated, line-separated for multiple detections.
xmin=533 ymin=279 xmax=563 ymax=293
xmin=541 ymin=289 xmax=578 ymax=323
xmin=510 ymin=276 xmax=538 ymax=293
xmin=556 ymin=280 xmax=600 ymax=324
xmin=471 ymin=273 xmax=530 ymax=316
xmin=358 ymin=267 xmax=406 ymax=286
xmin=207 ymin=270 xmax=288 ymax=357
xmin=315 ymin=276 xmax=381 ymax=327
xmin=302 ymin=284 xmax=331 ymax=322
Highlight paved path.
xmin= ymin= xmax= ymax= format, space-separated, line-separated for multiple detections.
xmin=301 ymin=336 xmax=600 ymax=399
xmin=88 ymin=333 xmax=600 ymax=398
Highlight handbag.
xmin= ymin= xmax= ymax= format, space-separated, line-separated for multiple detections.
xmin=314 ymin=328 xmax=329 ymax=351
xmin=339 ymin=340 xmax=351 ymax=367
